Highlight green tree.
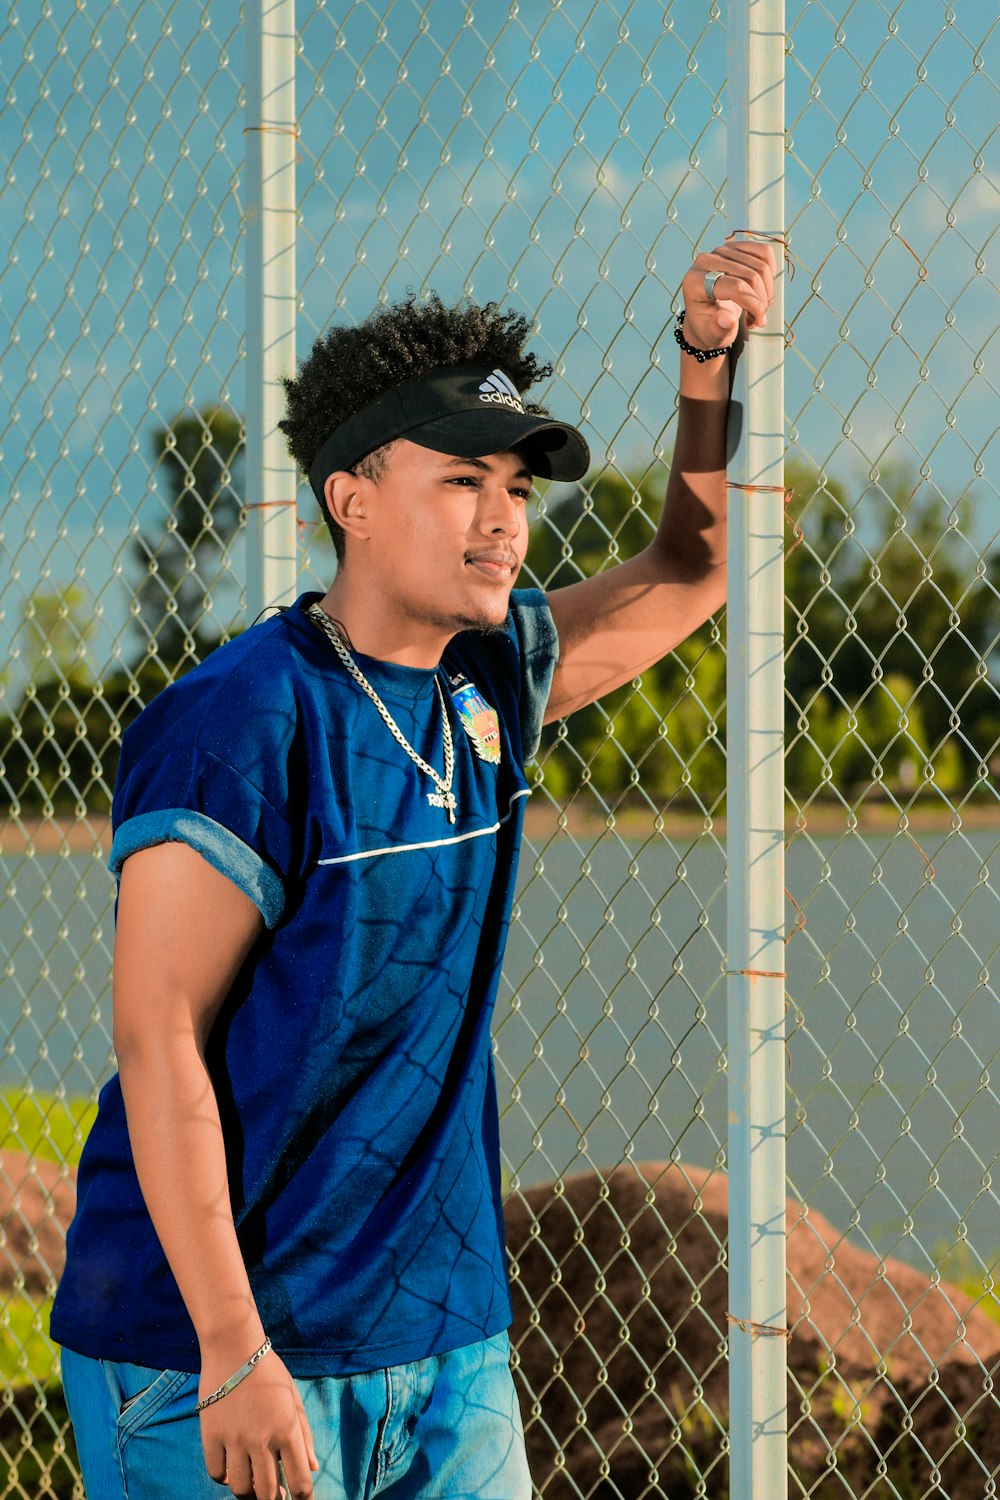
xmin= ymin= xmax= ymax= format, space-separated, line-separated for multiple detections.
xmin=0 ymin=402 xmax=246 ymax=817
xmin=526 ymin=467 xmax=727 ymax=814
xmin=130 ymin=405 xmax=244 ymax=675
xmin=530 ymin=459 xmax=998 ymax=811
xmin=784 ymin=460 xmax=998 ymax=802
xmin=0 ymin=586 xmax=112 ymax=816
xmin=19 ymin=584 xmax=95 ymax=691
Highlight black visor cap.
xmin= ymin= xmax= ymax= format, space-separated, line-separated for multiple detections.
xmin=308 ymin=363 xmax=590 ymax=499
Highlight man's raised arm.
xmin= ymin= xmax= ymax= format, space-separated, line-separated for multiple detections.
xmin=543 ymin=240 xmax=776 ymax=722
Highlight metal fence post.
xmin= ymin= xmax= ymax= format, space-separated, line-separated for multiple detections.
xmin=726 ymin=1 xmax=788 ymax=1497
xmin=245 ymin=0 xmax=299 ymax=619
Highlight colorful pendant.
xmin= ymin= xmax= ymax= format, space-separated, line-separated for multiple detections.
xmin=451 ymin=680 xmax=501 ymax=765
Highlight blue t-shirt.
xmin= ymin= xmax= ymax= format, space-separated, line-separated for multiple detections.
xmin=51 ymin=590 xmax=558 ymax=1375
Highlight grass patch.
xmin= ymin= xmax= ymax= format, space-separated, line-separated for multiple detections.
xmin=1 ymin=1293 xmax=61 ymax=1389
xmin=935 ymin=1242 xmax=1000 ymax=1327
xmin=1 ymin=1294 xmax=70 ymax=1490
xmin=1 ymin=1087 xmax=98 ymax=1170
xmin=0 ymin=1380 xmax=80 ymax=1500
xmin=2 ymin=1087 xmax=96 ymax=1395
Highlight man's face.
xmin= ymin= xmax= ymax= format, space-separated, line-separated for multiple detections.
xmin=357 ymin=438 xmax=533 ymax=635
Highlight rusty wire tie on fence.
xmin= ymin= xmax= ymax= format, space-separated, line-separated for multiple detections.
xmin=242 ymin=124 xmax=301 ymax=137
xmin=725 ymin=483 xmax=792 ymax=498
xmin=243 ymin=122 xmax=303 ymax=166
xmin=904 ymin=827 xmax=936 ymax=879
xmin=783 ymin=887 xmax=806 ymax=943
xmin=726 ymin=968 xmax=787 ymax=979
xmin=894 ymin=231 xmax=929 ymax=280
xmin=726 ymin=482 xmax=804 ymax=560
xmin=726 ymin=228 xmax=795 ymax=279
xmin=725 ymin=967 xmax=795 ymax=1070
xmin=245 ymin=503 xmax=333 ymax=540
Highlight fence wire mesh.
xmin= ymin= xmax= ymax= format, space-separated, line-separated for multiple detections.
xmin=1 ymin=3 xmax=997 ymax=1498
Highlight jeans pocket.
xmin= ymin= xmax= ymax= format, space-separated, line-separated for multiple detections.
xmin=109 ymin=1363 xmax=194 ymax=1439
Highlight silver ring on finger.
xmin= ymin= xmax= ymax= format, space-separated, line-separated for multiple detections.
xmin=704 ymin=270 xmax=725 ymax=301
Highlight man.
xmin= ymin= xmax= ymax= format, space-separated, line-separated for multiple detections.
xmin=51 ymin=240 xmax=775 ymax=1500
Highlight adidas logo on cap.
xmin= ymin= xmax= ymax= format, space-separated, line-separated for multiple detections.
xmin=478 ymin=369 xmax=525 ymax=412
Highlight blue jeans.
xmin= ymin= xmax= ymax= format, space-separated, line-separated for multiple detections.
xmin=61 ymin=1332 xmax=531 ymax=1499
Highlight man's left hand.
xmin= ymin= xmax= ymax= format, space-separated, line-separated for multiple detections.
xmin=681 ymin=239 xmax=777 ymax=350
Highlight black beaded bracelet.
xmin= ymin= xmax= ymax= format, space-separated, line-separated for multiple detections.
xmin=672 ymin=309 xmax=731 ymax=362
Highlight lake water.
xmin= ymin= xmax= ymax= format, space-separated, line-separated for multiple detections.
xmin=3 ymin=822 xmax=998 ymax=1274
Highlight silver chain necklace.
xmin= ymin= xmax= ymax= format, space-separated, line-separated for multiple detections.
xmin=307 ymin=603 xmax=457 ymax=823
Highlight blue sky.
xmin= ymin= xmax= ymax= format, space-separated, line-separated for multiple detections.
xmin=1 ymin=0 xmax=997 ymax=677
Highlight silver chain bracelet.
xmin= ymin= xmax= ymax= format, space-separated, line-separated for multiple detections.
xmin=195 ymin=1337 xmax=273 ymax=1413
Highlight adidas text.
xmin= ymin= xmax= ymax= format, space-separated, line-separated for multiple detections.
xmin=478 ymin=390 xmax=524 ymax=411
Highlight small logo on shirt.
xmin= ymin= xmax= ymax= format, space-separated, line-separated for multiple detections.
xmin=452 ymin=681 xmax=502 ymax=765
xmin=478 ymin=370 xmax=524 ymax=413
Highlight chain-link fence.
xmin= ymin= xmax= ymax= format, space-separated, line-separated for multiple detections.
xmin=2 ymin=3 xmax=998 ymax=1497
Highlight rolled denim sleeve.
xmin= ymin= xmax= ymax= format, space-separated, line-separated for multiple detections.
xmin=507 ymin=588 xmax=560 ymax=760
xmin=110 ymin=743 xmax=295 ymax=930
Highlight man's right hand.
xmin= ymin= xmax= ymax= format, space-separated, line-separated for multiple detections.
xmin=114 ymin=842 xmax=316 ymax=1497
xmin=199 ymin=1346 xmax=319 ymax=1500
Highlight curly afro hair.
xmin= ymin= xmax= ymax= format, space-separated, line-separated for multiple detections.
xmin=279 ymin=291 xmax=553 ymax=558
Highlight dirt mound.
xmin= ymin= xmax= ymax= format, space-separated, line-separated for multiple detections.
xmin=4 ymin=1151 xmax=997 ymax=1496
xmin=1 ymin=1151 xmax=76 ymax=1296
xmin=505 ymin=1163 xmax=1000 ymax=1498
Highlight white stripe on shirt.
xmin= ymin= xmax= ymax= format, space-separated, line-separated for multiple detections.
xmin=316 ymin=787 xmax=531 ymax=868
